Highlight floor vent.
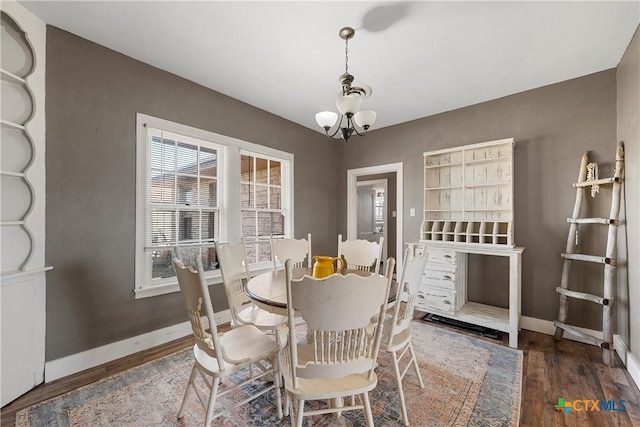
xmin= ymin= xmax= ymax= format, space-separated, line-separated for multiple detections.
xmin=420 ymin=313 xmax=503 ymax=341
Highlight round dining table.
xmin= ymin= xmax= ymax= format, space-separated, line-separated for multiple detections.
xmin=245 ymin=267 xmax=397 ymax=315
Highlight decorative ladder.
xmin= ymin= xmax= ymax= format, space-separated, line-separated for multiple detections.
xmin=554 ymin=141 xmax=625 ymax=366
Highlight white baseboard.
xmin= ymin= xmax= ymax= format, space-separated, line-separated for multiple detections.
xmin=45 ymin=310 xmax=231 ymax=383
xmin=614 ymin=334 xmax=640 ymax=390
xmin=520 ymin=316 xmax=603 ymax=345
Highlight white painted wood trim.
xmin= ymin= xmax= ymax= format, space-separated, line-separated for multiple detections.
xmin=134 ymin=113 xmax=294 ymax=296
xmin=520 ymin=316 xmax=603 ymax=345
xmin=421 ymin=137 xmax=514 ymax=157
xmin=614 ymin=334 xmax=640 ymax=390
xmin=44 ymin=310 xmax=231 ymax=382
xmin=347 ymin=162 xmax=403 ymax=269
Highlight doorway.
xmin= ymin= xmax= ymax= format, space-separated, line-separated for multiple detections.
xmin=347 ymin=163 xmax=403 ymax=271
xmin=357 ymin=179 xmax=388 ymax=265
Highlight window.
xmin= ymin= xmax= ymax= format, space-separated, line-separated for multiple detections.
xmin=146 ymin=128 xmax=221 ymax=282
xmin=241 ymin=154 xmax=285 ymax=264
xmin=136 ymin=114 xmax=293 ymax=298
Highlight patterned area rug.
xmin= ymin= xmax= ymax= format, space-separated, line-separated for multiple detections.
xmin=16 ymin=321 xmax=522 ymax=426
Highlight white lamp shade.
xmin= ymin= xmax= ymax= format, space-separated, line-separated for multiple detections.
xmin=354 ymin=110 xmax=377 ymax=128
xmin=315 ymin=111 xmax=338 ymax=128
xmin=336 ymin=94 xmax=362 ymax=115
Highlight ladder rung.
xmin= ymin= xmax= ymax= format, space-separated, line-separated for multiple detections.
xmin=556 ymin=287 xmax=609 ymax=305
xmin=561 ymin=253 xmax=616 ymax=265
xmin=573 ymin=177 xmax=619 ymax=187
xmin=554 ymin=321 xmax=608 ymax=348
xmin=566 ymin=217 xmax=618 ymax=225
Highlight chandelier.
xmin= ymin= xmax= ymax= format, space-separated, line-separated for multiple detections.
xmin=315 ymin=27 xmax=376 ymax=142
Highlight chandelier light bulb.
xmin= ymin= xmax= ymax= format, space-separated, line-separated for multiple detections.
xmin=336 ymin=94 xmax=362 ymax=115
xmin=315 ymin=111 xmax=338 ymax=129
xmin=353 ymin=110 xmax=377 ymax=129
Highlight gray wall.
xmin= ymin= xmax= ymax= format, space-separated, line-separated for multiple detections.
xmin=45 ymin=27 xmax=338 ymax=360
xmin=338 ymin=70 xmax=618 ymax=329
xmin=617 ymin=26 xmax=639 ymax=360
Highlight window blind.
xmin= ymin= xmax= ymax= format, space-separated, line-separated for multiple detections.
xmin=144 ymin=127 xmax=221 ymax=277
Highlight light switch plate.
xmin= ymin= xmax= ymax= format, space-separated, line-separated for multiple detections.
xmin=410 ymin=208 xmax=416 ymax=217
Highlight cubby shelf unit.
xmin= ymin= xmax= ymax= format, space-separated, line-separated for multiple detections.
xmin=421 ymin=138 xmax=515 ymax=247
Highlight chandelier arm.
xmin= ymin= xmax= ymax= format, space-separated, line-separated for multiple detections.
xmin=348 ymin=117 xmax=368 ymax=137
xmin=324 ymin=114 xmax=346 ymax=138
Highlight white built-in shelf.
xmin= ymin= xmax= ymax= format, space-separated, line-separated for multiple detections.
xmin=1 ymin=69 xmax=26 ymax=85
xmin=1 ymin=119 xmax=25 ymax=131
xmin=426 ymin=301 xmax=510 ymax=332
xmin=1 ymin=221 xmax=26 ymax=226
xmin=425 ymin=185 xmax=463 ymax=191
xmin=464 ymin=181 xmax=511 ymax=188
xmin=463 ymin=208 xmax=511 ymax=212
xmin=463 ymin=155 xmax=511 ymax=165
xmin=1 ymin=266 xmax=53 ymax=280
xmin=0 ymin=170 xmax=26 ymax=178
xmin=424 ymin=162 xmax=463 ymax=169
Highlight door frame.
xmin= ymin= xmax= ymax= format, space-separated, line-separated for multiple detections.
xmin=347 ymin=162 xmax=403 ymax=269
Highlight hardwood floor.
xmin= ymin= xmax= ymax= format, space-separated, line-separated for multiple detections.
xmin=2 ymin=325 xmax=639 ymax=426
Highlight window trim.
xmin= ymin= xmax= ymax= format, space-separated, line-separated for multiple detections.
xmin=135 ymin=113 xmax=294 ymax=298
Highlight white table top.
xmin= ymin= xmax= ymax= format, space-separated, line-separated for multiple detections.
xmin=245 ymin=268 xmax=395 ymax=310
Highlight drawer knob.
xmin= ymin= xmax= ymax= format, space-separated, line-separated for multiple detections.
xmin=443 ymin=275 xmax=452 ymax=280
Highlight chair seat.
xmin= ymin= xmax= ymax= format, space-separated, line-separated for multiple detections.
xmin=195 ymin=325 xmax=279 ymax=374
xmin=380 ymin=325 xmax=412 ymax=352
xmin=281 ymin=343 xmax=377 ymax=400
xmin=282 ymin=360 xmax=377 ymax=400
xmin=236 ymin=305 xmax=288 ymax=329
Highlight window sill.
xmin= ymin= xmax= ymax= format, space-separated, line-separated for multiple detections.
xmin=134 ymin=264 xmax=274 ymax=299
xmin=134 ymin=274 xmax=224 ymax=299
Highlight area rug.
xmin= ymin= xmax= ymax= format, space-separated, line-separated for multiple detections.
xmin=16 ymin=321 xmax=522 ymax=426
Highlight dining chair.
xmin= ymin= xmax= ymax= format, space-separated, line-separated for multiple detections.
xmin=379 ymin=247 xmax=429 ymax=426
xmin=172 ymin=256 xmax=282 ymax=425
xmin=277 ymin=257 xmax=395 ymax=427
xmin=270 ymin=233 xmax=312 ymax=271
xmin=337 ymin=234 xmax=384 ymax=274
xmin=216 ymin=241 xmax=287 ymax=331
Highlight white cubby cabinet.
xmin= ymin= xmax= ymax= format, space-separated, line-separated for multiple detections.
xmin=413 ymin=138 xmax=524 ymax=348
xmin=421 ymin=138 xmax=514 ymax=246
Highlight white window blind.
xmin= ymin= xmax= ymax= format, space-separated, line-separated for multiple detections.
xmin=145 ymin=127 xmax=222 ymax=279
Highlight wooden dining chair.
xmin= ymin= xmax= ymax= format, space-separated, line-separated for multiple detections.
xmin=270 ymin=233 xmax=312 ymax=271
xmin=216 ymin=241 xmax=287 ymax=331
xmin=172 ymin=256 xmax=282 ymax=425
xmin=337 ymin=234 xmax=384 ymax=274
xmin=379 ymin=247 xmax=429 ymax=426
xmin=277 ymin=258 xmax=395 ymax=427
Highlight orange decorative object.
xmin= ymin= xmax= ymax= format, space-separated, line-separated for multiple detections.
xmin=312 ymin=256 xmax=344 ymax=278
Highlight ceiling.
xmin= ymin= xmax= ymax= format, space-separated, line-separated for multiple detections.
xmin=19 ymin=1 xmax=640 ymax=134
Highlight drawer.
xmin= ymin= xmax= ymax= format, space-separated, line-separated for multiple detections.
xmin=422 ymin=277 xmax=455 ymax=291
xmin=423 ymin=268 xmax=456 ymax=281
xmin=416 ymin=286 xmax=456 ymax=313
xmin=427 ymin=249 xmax=456 ymax=265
